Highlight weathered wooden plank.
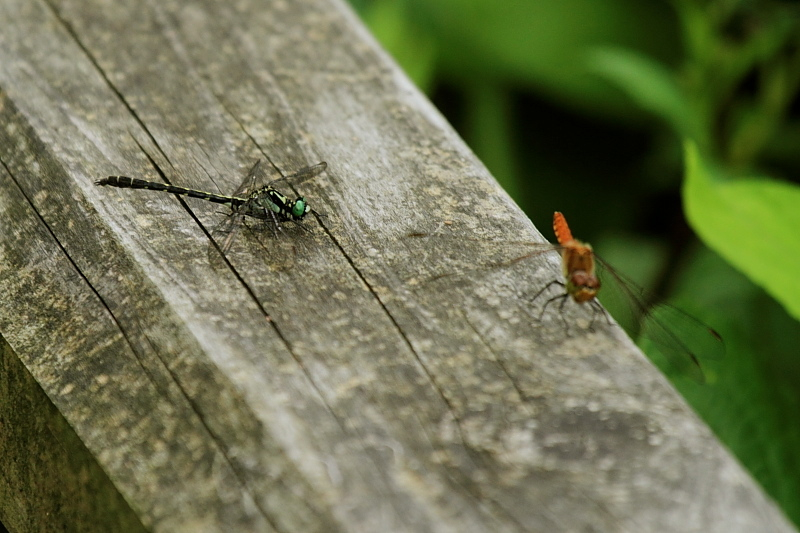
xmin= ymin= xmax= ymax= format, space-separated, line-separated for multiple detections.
xmin=0 ymin=0 xmax=794 ymax=532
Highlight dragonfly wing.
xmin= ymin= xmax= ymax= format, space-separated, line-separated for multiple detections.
xmin=251 ymin=228 xmax=297 ymax=271
xmin=489 ymin=242 xmax=561 ymax=269
xmin=209 ymin=212 xmax=245 ymax=256
xmin=267 ymin=162 xmax=327 ymax=188
xmin=593 ymin=257 xmax=723 ymax=382
xmin=231 ymin=160 xmax=264 ymax=198
xmin=638 ymin=303 xmax=724 ymax=382
xmin=401 ymin=234 xmax=560 ymax=286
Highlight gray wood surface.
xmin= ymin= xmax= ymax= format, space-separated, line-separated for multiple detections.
xmin=0 ymin=0 xmax=794 ymax=532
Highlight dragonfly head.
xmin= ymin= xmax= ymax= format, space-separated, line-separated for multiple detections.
xmin=567 ymin=270 xmax=601 ymax=303
xmin=291 ymin=197 xmax=310 ymax=219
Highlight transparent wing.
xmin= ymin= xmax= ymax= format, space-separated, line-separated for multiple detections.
xmin=401 ymin=233 xmax=560 ymax=284
xmin=267 ymin=162 xmax=327 ymax=188
xmin=207 ymin=213 xmax=296 ymax=270
xmin=488 ymin=241 xmax=560 ymax=268
xmin=593 ymin=256 xmax=724 ymax=382
xmin=231 ymin=160 xmax=265 ymax=199
xmin=205 ymin=161 xmax=260 ymax=267
xmin=206 ymin=211 xmax=246 ymax=268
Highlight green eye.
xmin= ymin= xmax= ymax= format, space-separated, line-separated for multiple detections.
xmin=292 ymin=198 xmax=307 ymax=217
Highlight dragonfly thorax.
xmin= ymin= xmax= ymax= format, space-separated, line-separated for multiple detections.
xmin=560 ymin=238 xmax=600 ymax=303
xmin=244 ymin=188 xmax=310 ymax=221
xmin=265 ymin=189 xmax=309 ymax=220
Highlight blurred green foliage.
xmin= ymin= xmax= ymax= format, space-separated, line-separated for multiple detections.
xmin=351 ymin=0 xmax=800 ymax=526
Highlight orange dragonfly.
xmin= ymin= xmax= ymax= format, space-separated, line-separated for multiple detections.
xmin=510 ymin=211 xmax=724 ymax=382
xmin=408 ymin=212 xmax=724 ymax=382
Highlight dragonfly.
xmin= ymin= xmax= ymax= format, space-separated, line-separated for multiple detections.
xmin=410 ymin=212 xmax=725 ymax=382
xmin=96 ymin=159 xmax=327 ymax=254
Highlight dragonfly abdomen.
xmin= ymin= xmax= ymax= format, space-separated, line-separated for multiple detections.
xmin=96 ymin=176 xmax=239 ymax=207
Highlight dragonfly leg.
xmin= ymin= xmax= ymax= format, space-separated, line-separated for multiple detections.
xmin=553 ymin=293 xmax=571 ymax=329
xmin=531 ymin=279 xmax=564 ymax=303
xmin=264 ymin=208 xmax=283 ymax=238
xmin=538 ymin=291 xmax=570 ymax=326
xmin=587 ymin=298 xmax=611 ymax=332
xmin=531 ymin=279 xmax=567 ymax=320
xmin=531 ymin=279 xmax=566 ymax=312
xmin=531 ymin=292 xmax=571 ymax=329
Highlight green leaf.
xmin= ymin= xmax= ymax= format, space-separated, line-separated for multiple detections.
xmin=683 ymin=141 xmax=800 ymax=321
xmin=669 ymin=249 xmax=800 ymax=528
xmin=363 ymin=0 xmax=438 ymax=92
xmin=587 ymin=46 xmax=701 ymax=140
xmin=407 ymin=0 xmax=681 ymax=118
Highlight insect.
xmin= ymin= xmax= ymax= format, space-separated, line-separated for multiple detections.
xmin=410 ymin=212 xmax=725 ymax=382
xmin=96 ymin=160 xmax=327 ymax=254
xmin=523 ymin=212 xmax=725 ymax=381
